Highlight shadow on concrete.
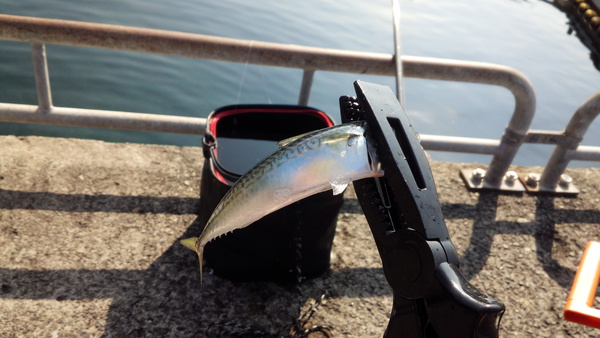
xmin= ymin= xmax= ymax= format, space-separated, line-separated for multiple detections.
xmin=446 ymin=192 xmax=502 ymax=281
xmin=0 ymin=190 xmax=383 ymax=336
xmin=2 ymin=189 xmax=599 ymax=335
xmin=532 ymin=196 xmax=598 ymax=289
xmin=0 ymin=189 xmax=198 ymax=214
xmin=444 ymin=193 xmax=600 ymax=289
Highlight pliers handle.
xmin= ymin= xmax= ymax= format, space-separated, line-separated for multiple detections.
xmin=340 ymin=81 xmax=505 ymax=337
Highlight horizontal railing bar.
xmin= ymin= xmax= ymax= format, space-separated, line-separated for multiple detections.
xmin=570 ymin=145 xmax=600 ymax=161
xmin=3 ymin=100 xmax=596 ymax=161
xmin=524 ymin=130 xmax=566 ymax=144
xmin=419 ymin=134 xmax=500 ymax=154
xmin=420 ymin=134 xmax=600 ymax=162
xmin=0 ymin=15 xmax=537 ymax=100
xmin=0 ymin=103 xmax=205 ymax=134
xmin=0 ymin=14 xmax=394 ymax=75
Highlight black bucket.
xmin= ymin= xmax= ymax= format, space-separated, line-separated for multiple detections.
xmin=199 ymin=104 xmax=343 ymax=282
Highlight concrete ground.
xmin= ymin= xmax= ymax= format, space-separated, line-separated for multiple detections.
xmin=0 ymin=135 xmax=599 ymax=337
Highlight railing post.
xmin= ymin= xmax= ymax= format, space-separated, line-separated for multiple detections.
xmin=31 ymin=43 xmax=53 ymax=113
xmin=480 ymin=73 xmax=536 ymax=188
xmin=539 ymin=91 xmax=600 ymax=190
xmin=298 ymin=70 xmax=314 ymax=106
xmin=483 ymin=128 xmax=528 ymax=187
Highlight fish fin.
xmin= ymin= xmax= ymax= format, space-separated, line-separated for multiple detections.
xmin=180 ymin=237 xmax=198 ymax=252
xmin=277 ymin=131 xmax=312 ymax=148
xmin=331 ymin=181 xmax=349 ymax=195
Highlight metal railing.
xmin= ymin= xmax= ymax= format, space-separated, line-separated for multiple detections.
xmin=538 ymin=92 xmax=600 ymax=189
xmin=0 ymin=14 xmax=599 ymax=193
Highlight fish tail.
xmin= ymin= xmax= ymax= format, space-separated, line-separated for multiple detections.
xmin=180 ymin=237 xmax=204 ymax=284
xmin=180 ymin=237 xmax=197 ymax=251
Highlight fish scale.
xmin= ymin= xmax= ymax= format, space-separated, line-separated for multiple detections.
xmin=207 ymin=126 xmax=329 ymax=221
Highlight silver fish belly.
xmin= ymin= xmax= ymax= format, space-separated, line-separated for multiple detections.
xmin=181 ymin=121 xmax=383 ymax=279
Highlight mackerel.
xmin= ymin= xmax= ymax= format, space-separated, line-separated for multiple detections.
xmin=181 ymin=121 xmax=383 ymax=281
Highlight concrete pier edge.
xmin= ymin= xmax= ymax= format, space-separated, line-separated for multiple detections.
xmin=0 ymin=135 xmax=599 ymax=337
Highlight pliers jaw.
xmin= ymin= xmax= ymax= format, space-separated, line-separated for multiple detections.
xmin=340 ymin=81 xmax=505 ymax=337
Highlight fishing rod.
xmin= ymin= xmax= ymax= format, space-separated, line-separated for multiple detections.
xmin=391 ymin=0 xmax=405 ymax=106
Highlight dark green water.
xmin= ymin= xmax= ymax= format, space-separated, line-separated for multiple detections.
xmin=1 ymin=0 xmax=599 ymax=166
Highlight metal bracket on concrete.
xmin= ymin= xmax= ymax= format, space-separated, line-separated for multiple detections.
xmin=519 ymin=173 xmax=580 ymax=195
xmin=460 ymin=168 xmax=579 ymax=195
xmin=460 ymin=168 xmax=526 ymax=192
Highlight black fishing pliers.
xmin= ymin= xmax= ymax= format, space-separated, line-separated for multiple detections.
xmin=340 ymin=81 xmax=505 ymax=337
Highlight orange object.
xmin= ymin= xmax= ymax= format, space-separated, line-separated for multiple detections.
xmin=564 ymin=241 xmax=600 ymax=329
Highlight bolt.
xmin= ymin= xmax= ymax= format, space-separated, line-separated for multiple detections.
xmin=559 ymin=174 xmax=573 ymax=186
xmin=471 ymin=168 xmax=486 ymax=182
xmin=526 ymin=173 xmax=540 ymax=188
xmin=504 ymin=171 xmax=519 ymax=184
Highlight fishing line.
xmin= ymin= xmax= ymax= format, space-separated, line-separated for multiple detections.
xmin=205 ymin=205 xmax=334 ymax=337
xmin=235 ymin=40 xmax=255 ymax=104
xmin=288 ymin=206 xmax=335 ymax=337
xmin=258 ymin=66 xmax=273 ymax=104
xmin=235 ymin=40 xmax=273 ymax=104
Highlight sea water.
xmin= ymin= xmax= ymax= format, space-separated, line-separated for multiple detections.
xmin=0 ymin=0 xmax=599 ymax=167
